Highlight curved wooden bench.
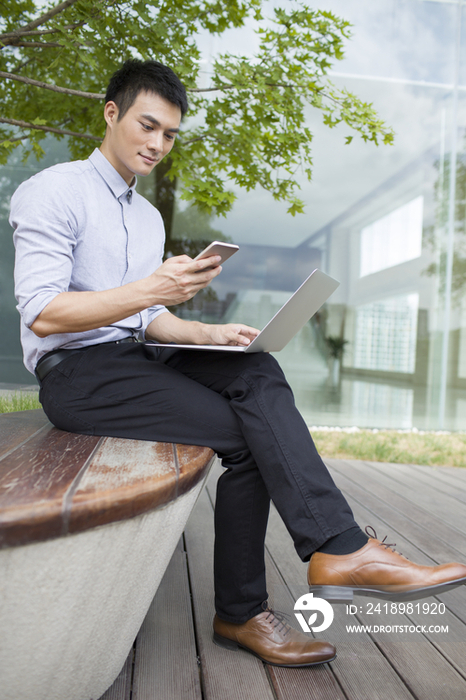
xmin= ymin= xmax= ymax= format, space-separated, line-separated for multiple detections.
xmin=0 ymin=409 xmax=215 ymax=700
xmin=0 ymin=409 xmax=214 ymax=547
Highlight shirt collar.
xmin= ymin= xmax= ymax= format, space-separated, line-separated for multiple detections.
xmin=89 ymin=148 xmax=137 ymax=200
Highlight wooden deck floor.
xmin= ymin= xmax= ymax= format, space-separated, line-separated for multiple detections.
xmin=99 ymin=458 xmax=466 ymax=700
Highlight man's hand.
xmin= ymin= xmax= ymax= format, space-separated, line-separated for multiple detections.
xmin=146 ymin=313 xmax=260 ymax=347
xmin=147 ymin=254 xmax=223 ymax=306
xmin=203 ymin=323 xmax=260 ymax=347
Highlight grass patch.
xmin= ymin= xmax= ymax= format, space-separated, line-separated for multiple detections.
xmin=0 ymin=392 xmax=464 ymax=467
xmin=311 ymin=428 xmax=466 ymax=468
xmin=0 ymin=392 xmax=41 ymax=414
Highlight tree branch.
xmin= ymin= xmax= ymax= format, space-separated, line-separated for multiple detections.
xmin=3 ymin=41 xmax=62 ymax=48
xmin=0 ymin=71 xmax=105 ymax=99
xmin=187 ymin=81 xmax=319 ymax=93
xmin=0 ymin=22 xmax=85 ymax=43
xmin=179 ymin=135 xmax=209 ymax=146
xmin=6 ymin=0 xmax=81 ymax=36
xmin=187 ymin=84 xmax=236 ymax=93
xmin=0 ymin=117 xmax=101 ymax=141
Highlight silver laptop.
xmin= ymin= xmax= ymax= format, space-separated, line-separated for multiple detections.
xmin=147 ymin=268 xmax=339 ymax=354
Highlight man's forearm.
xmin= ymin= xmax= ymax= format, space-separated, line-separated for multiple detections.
xmin=30 ymin=254 xmax=223 ymax=338
xmin=30 ymin=280 xmax=155 ymax=337
xmin=145 ymin=312 xmax=212 ymax=345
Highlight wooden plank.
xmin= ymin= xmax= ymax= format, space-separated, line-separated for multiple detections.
xmin=0 ymin=426 xmax=101 ymax=547
xmin=439 ymin=465 xmax=466 ymax=482
xmin=330 ymin=459 xmax=466 ymax=526
xmin=374 ymin=460 xmax=466 ymax=506
xmin=325 ymin=458 xmax=466 ymax=552
xmin=131 ymin=541 xmax=202 ymax=700
xmin=98 ymin=649 xmax=133 ymax=700
xmin=0 ymin=408 xmax=214 ymax=546
xmin=353 ymin=604 xmax=466 ymax=700
xmin=399 ymin=602 xmax=466 ymax=681
xmin=184 ymin=486 xmax=276 ymax=700
xmin=325 ymin=460 xmax=466 ymax=622
xmin=175 ymin=444 xmax=215 ymax=497
xmin=265 ymin=506 xmax=416 ymax=700
xmin=69 ymin=439 xmax=178 ymax=533
xmin=326 ymin=478 xmax=466 ymax=690
xmin=0 ymin=409 xmax=49 ymax=459
xmin=325 ymin=459 xmax=466 ymax=562
xmin=69 ymin=440 xmax=214 ymax=535
xmin=406 ymin=463 xmax=466 ymax=490
xmin=399 ymin=462 xmax=466 ymax=501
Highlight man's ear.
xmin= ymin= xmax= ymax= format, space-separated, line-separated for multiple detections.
xmin=103 ymin=101 xmax=119 ymax=128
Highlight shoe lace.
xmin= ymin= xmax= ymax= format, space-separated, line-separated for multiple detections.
xmin=365 ymin=525 xmax=400 ymax=554
xmin=261 ymin=601 xmax=291 ymax=637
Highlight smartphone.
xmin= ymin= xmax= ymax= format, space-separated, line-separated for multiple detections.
xmin=194 ymin=241 xmax=239 ymax=267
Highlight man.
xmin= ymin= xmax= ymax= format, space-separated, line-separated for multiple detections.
xmin=11 ymin=60 xmax=466 ymax=668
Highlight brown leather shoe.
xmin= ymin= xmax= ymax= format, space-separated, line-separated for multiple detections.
xmin=213 ymin=608 xmax=336 ymax=667
xmin=308 ymin=532 xmax=466 ymax=603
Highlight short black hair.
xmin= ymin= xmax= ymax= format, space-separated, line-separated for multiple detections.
xmin=105 ymin=59 xmax=189 ymax=120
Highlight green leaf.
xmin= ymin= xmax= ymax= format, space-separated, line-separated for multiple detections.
xmin=0 ymin=0 xmax=394 ymax=217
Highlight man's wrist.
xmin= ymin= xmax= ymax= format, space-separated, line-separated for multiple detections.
xmin=192 ymin=321 xmax=213 ymax=345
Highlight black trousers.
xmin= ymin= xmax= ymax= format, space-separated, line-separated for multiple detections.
xmin=39 ymin=342 xmax=357 ymax=623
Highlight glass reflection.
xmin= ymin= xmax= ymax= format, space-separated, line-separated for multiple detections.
xmin=168 ymin=0 xmax=466 ymax=431
xmin=2 ymin=0 xmax=466 ymax=434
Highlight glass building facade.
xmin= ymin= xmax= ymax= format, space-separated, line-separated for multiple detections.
xmin=2 ymin=0 xmax=466 ymax=431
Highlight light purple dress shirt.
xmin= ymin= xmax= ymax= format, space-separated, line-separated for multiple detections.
xmin=10 ymin=148 xmax=168 ymax=374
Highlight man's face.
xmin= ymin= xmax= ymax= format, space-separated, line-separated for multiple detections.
xmin=101 ymin=91 xmax=182 ymax=184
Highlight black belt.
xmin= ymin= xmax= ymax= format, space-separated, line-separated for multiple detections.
xmin=35 ymin=337 xmax=138 ymax=383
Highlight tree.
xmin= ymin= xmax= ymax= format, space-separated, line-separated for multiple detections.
xmin=1 ymin=0 xmax=394 ymax=220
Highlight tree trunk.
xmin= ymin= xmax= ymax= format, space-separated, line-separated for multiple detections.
xmin=154 ymin=156 xmax=177 ymax=252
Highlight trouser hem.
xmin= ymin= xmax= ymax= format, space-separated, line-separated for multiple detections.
xmin=215 ymin=601 xmax=266 ymax=625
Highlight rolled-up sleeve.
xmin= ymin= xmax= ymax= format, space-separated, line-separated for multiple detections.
xmin=145 ymin=304 xmax=169 ymax=328
xmin=11 ymin=171 xmax=81 ymax=328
